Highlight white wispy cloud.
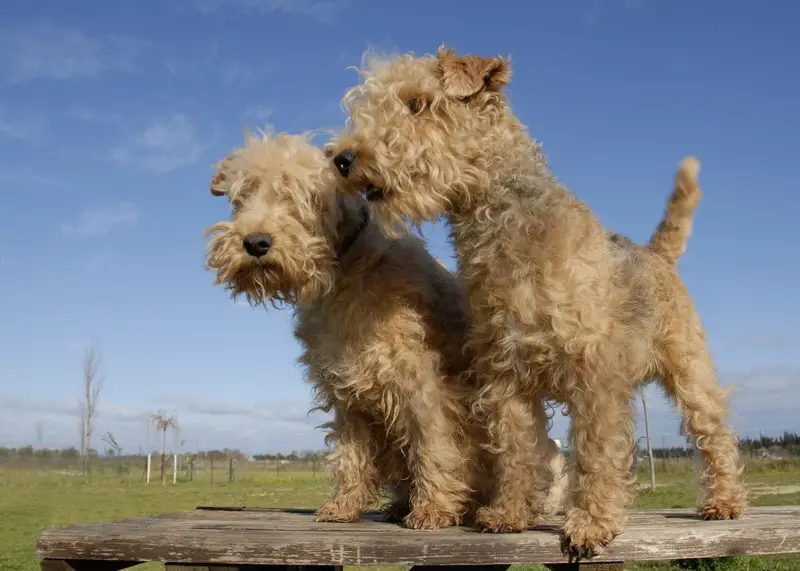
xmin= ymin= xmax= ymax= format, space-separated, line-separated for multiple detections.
xmin=0 ymin=168 xmax=62 ymax=187
xmin=0 ymin=391 xmax=328 ymax=454
xmin=220 ymin=61 xmax=280 ymax=85
xmin=245 ymin=104 xmax=274 ymax=124
xmin=164 ymin=392 xmax=321 ymax=425
xmin=61 ymin=202 xmax=140 ymax=238
xmin=582 ymin=0 xmax=603 ymax=27
xmin=0 ymin=108 xmax=46 ymax=144
xmin=0 ymin=22 xmax=141 ymax=83
xmin=84 ymin=252 xmax=112 ymax=272
xmin=111 ymin=114 xmax=205 ymax=174
xmin=542 ymin=365 xmax=800 ymax=449
xmin=719 ymin=331 xmax=799 ymax=353
xmin=3 ymin=363 xmax=798 ymax=454
xmin=581 ymin=0 xmax=651 ymax=28
xmin=233 ymin=298 xmax=255 ymax=309
xmin=65 ymin=106 xmax=122 ymax=125
xmin=190 ymin=0 xmax=350 ymax=24
xmin=64 ymin=339 xmax=93 ymax=352
xmin=162 ymin=45 xmax=279 ymax=86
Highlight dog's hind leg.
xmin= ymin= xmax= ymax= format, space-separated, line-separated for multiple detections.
xmin=377 ymin=447 xmax=413 ymax=522
xmin=659 ymin=322 xmax=747 ymax=520
xmin=381 ymin=355 xmax=473 ymax=529
xmin=399 ymin=382 xmax=473 ymax=530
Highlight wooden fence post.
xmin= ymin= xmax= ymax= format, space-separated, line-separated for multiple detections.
xmin=228 ymin=458 xmax=234 ymax=484
xmin=210 ymin=457 xmax=214 ymax=484
xmin=640 ymin=387 xmax=656 ymax=490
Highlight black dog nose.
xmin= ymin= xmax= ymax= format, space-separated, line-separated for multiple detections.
xmin=243 ymin=233 xmax=273 ymax=257
xmin=333 ymin=150 xmax=356 ymax=178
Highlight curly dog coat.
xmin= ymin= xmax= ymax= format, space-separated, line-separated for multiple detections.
xmin=328 ymin=47 xmax=745 ymax=553
xmin=204 ymin=129 xmax=566 ymax=529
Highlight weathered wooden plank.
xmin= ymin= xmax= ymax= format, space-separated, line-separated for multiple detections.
xmin=35 ymin=507 xmax=800 ymax=566
xmin=191 ymin=505 xmax=800 ymax=516
xmin=39 ymin=560 xmax=140 ymax=571
xmin=62 ymin=505 xmax=800 ymax=527
xmin=409 ymin=566 xmax=510 ymax=571
xmin=165 ymin=566 xmax=344 ymax=571
xmin=38 ymin=507 xmax=800 ymax=536
xmin=545 ymin=564 xmax=623 ymax=570
xmin=155 ymin=508 xmax=800 ymax=530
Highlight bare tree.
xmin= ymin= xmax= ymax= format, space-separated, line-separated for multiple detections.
xmin=102 ymin=432 xmax=122 ymax=456
xmin=35 ymin=421 xmax=44 ymax=449
xmin=79 ymin=339 xmax=103 ymax=476
xmin=150 ymin=411 xmax=179 ymax=485
xmin=640 ymin=386 xmax=656 ymax=491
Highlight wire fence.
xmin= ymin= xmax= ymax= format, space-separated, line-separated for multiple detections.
xmin=0 ymin=453 xmax=334 ymax=484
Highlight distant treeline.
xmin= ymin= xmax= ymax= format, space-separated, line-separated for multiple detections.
xmin=0 ymin=446 xmax=329 ymax=462
xmin=251 ymin=450 xmax=327 ymax=462
xmin=646 ymin=431 xmax=800 ymax=459
xmin=2 ymin=432 xmax=797 ymax=461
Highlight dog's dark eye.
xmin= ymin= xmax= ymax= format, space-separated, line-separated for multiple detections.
xmin=407 ymin=98 xmax=424 ymax=115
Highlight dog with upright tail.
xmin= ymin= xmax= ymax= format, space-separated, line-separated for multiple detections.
xmin=328 ymin=46 xmax=746 ymax=554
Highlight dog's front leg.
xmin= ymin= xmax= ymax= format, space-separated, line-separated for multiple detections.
xmin=316 ymin=407 xmax=380 ymax=523
xmin=474 ymin=379 xmax=542 ymax=533
xmin=563 ymin=381 xmax=637 ymax=556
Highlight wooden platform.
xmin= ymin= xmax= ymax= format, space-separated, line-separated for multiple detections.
xmin=36 ymin=506 xmax=800 ymax=570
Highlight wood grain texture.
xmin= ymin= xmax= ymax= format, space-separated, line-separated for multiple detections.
xmin=36 ymin=507 xmax=800 ymax=567
xmin=39 ymin=560 xmax=141 ymax=571
xmin=545 ymin=564 xmax=623 ymax=570
xmin=165 ymin=566 xmax=344 ymax=571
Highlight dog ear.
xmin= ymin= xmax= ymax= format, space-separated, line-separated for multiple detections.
xmin=210 ymin=171 xmax=227 ymax=196
xmin=436 ymin=46 xmax=511 ymax=99
xmin=210 ymin=158 xmax=231 ymax=196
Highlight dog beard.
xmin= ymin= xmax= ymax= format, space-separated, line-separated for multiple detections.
xmin=206 ymin=235 xmax=334 ymax=309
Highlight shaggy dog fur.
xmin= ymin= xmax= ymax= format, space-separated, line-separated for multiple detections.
xmin=203 ymin=130 xmax=566 ymax=529
xmin=328 ymin=47 xmax=746 ymax=554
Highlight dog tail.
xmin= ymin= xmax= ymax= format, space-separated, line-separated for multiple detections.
xmin=648 ymin=156 xmax=702 ymax=265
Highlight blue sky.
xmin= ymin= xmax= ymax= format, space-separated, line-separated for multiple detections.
xmin=1 ymin=0 xmax=797 ymax=455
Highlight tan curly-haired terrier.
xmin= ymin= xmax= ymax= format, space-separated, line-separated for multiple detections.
xmin=203 ymin=129 xmax=566 ymax=529
xmin=328 ymin=47 xmax=746 ymax=553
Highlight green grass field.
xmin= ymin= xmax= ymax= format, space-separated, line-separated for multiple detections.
xmin=2 ymin=459 xmax=800 ymax=571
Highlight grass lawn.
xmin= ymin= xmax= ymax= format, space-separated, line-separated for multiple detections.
xmin=2 ymin=460 xmax=799 ymax=571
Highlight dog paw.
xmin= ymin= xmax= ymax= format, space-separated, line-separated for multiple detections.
xmin=315 ymin=501 xmax=360 ymax=523
xmin=699 ymin=497 xmax=746 ymax=520
xmin=475 ymin=506 xmax=528 ymax=533
xmin=563 ymin=508 xmax=617 ymax=557
xmin=403 ymin=503 xmax=461 ymax=530
xmin=529 ymin=493 xmax=560 ymax=521
xmin=382 ymin=501 xmax=411 ymax=523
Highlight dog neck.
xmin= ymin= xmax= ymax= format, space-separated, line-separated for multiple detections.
xmin=452 ymin=137 xmax=554 ymax=214
xmin=336 ymin=202 xmax=370 ymax=261
xmin=447 ymin=137 xmax=566 ymax=272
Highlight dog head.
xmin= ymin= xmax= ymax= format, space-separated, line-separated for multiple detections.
xmin=204 ymin=130 xmax=344 ymax=307
xmin=328 ymin=46 xmax=514 ymax=232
